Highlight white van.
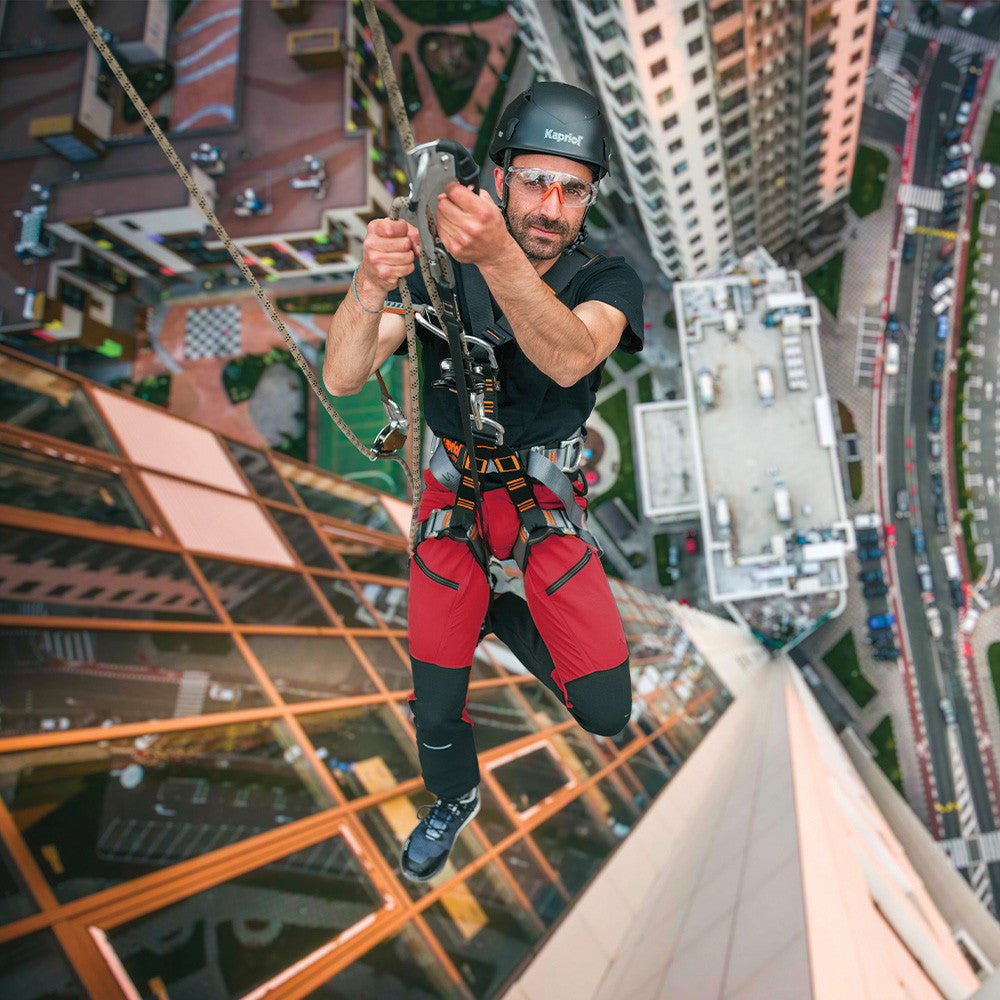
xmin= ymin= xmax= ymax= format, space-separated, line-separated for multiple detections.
xmin=884 ymin=341 xmax=900 ymax=375
xmin=931 ymin=276 xmax=956 ymax=300
xmin=756 ymin=364 xmax=775 ymax=405
xmin=932 ymin=294 xmax=953 ymax=316
xmin=941 ymin=545 xmax=961 ymax=581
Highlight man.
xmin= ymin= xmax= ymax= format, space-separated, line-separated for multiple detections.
xmin=324 ymin=82 xmax=643 ymax=882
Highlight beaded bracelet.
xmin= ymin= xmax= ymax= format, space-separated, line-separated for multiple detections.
xmin=352 ymin=265 xmax=386 ymax=315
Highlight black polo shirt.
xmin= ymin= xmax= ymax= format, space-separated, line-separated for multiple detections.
xmin=394 ymin=254 xmax=644 ymax=450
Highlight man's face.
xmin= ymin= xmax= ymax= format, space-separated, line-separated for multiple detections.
xmin=495 ymin=153 xmax=595 ymax=260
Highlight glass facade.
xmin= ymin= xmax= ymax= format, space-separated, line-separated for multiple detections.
xmin=0 ymin=346 xmax=731 ymax=999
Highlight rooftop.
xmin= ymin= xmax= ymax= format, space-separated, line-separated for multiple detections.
xmin=676 ymin=249 xmax=851 ymax=611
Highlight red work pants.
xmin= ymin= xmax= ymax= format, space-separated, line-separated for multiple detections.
xmin=408 ymin=470 xmax=631 ymax=798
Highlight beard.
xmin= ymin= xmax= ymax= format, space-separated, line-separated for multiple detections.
xmin=507 ymin=207 xmax=579 ymax=260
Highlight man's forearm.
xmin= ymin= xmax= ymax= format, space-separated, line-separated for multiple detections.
xmin=479 ymin=254 xmax=599 ymax=387
xmin=323 ymin=271 xmax=386 ymax=396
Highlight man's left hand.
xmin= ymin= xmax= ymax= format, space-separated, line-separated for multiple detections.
xmin=435 ymin=182 xmax=514 ymax=265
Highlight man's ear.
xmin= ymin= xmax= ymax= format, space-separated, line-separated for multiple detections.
xmin=494 ymin=166 xmax=505 ymax=200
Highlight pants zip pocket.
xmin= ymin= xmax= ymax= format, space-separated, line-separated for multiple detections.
xmin=545 ymin=549 xmax=592 ymax=595
xmin=413 ymin=551 xmax=460 ymax=590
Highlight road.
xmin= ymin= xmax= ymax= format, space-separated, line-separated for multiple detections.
xmin=886 ymin=32 xmax=1000 ymax=908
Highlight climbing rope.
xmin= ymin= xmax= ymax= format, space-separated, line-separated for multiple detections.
xmin=67 ymin=0 xmax=438 ymax=548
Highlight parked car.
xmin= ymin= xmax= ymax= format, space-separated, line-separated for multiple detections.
xmin=930 ymin=378 xmax=942 ymax=402
xmin=929 ymin=435 xmax=942 ymax=460
xmin=926 ymin=604 xmax=943 ymax=639
xmin=859 ymin=568 xmax=884 ymax=584
xmin=931 ymin=276 xmax=956 ymax=300
xmin=933 ymin=348 xmax=946 ymax=372
xmin=940 ymin=697 xmax=956 ymax=725
xmin=857 ymin=527 xmax=881 ymax=545
xmin=932 ymin=294 xmax=953 ymax=316
xmin=903 ymin=234 xmax=916 ymax=262
xmin=955 ymin=102 xmax=972 ymax=127
xmin=929 ymin=403 xmax=941 ymax=432
xmin=936 ymin=315 xmax=949 ymax=340
xmin=935 ymin=501 xmax=948 ymax=533
xmin=969 ymin=53 xmax=985 ymax=77
xmin=911 ymin=526 xmax=926 ymax=555
xmin=933 ymin=262 xmax=953 ymax=283
xmin=938 ymin=239 xmax=956 ymax=260
xmin=684 ymin=529 xmax=699 ymax=554
xmin=942 ymin=126 xmax=963 ymax=145
xmin=945 ymin=141 xmax=972 ymax=161
xmin=917 ymin=562 xmax=934 ymax=594
xmin=859 ymin=545 xmax=884 ymax=561
xmin=931 ymin=470 xmax=944 ymax=497
xmin=903 ymin=205 xmax=919 ymax=233
xmin=941 ymin=206 xmax=961 ymax=228
xmin=895 ymin=486 xmax=911 ymax=519
xmin=961 ymin=78 xmax=976 ymax=102
xmin=868 ymin=612 xmax=896 ymax=630
xmin=867 ymin=626 xmax=894 ymax=643
xmin=864 ymin=581 xmax=889 ymax=598
xmin=950 ymin=579 xmax=965 ymax=609
xmin=874 ymin=647 xmax=900 ymax=661
xmin=941 ymin=167 xmax=969 ymax=188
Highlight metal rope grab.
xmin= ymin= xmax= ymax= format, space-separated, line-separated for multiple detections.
xmin=65 ymin=0 xmax=446 ymax=549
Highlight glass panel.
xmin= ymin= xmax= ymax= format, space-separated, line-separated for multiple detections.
xmin=423 ymin=859 xmax=540 ymax=999
xmin=466 ymin=686 xmax=536 ymax=752
xmin=196 ymin=559 xmax=330 ymax=626
xmin=245 ymin=635 xmax=378 ymax=702
xmin=490 ymin=744 xmax=571 ymax=814
xmin=0 ymin=930 xmax=86 ymax=999
xmin=224 ymin=440 xmax=295 ymax=502
xmin=354 ymin=637 xmax=410 ymax=691
xmin=313 ymin=576 xmax=404 ymax=630
xmin=527 ymin=795 xmax=618 ymax=894
xmin=0 ymin=354 xmax=116 ymax=452
xmin=626 ymin=745 xmax=672 ymax=800
xmin=0 ymin=528 xmax=215 ymax=621
xmin=0 ymin=444 xmax=147 ymax=528
xmin=306 ymin=923 xmax=456 ymax=999
xmin=298 ymin=705 xmax=420 ymax=800
xmin=596 ymin=773 xmax=644 ymax=836
xmin=107 ymin=833 xmax=382 ymax=1000
xmin=500 ymin=839 xmax=566 ymax=927
xmin=504 ymin=668 xmax=566 ymax=723
xmin=0 ymin=719 xmax=331 ymax=903
xmin=0 ymin=839 xmax=37 ymax=926
xmin=276 ymin=460 xmax=398 ymax=534
xmin=269 ymin=510 xmax=337 ymax=569
xmin=331 ymin=537 xmax=410 ymax=579
xmin=0 ymin=628 xmax=268 ymax=736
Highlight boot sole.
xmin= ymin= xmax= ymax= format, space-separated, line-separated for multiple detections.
xmin=399 ymin=796 xmax=481 ymax=883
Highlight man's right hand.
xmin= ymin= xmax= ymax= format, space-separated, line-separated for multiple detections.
xmin=355 ymin=218 xmax=421 ymax=307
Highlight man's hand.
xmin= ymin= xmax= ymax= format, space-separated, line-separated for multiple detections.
xmin=435 ymin=182 xmax=515 ymax=266
xmin=355 ymin=218 xmax=421 ymax=306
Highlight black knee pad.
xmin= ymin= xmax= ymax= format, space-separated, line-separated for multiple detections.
xmin=410 ymin=659 xmax=472 ymax=732
xmin=565 ymin=659 xmax=632 ymax=737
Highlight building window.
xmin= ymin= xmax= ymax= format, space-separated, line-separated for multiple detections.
xmin=719 ymin=60 xmax=744 ymax=87
xmin=643 ymin=25 xmax=662 ymax=46
xmin=853 ymin=23 xmax=866 ymax=39
xmin=606 ymin=54 xmax=629 ymax=77
xmin=700 ymin=119 xmax=713 ymax=134
xmin=845 ymin=94 xmax=857 ymax=107
xmin=678 ymin=180 xmax=692 ymax=195
xmin=637 ymin=158 xmax=656 ymax=175
xmin=682 ymin=2 xmax=699 ymax=24
xmin=688 ymin=37 xmax=704 ymax=57
xmin=657 ymin=86 xmax=674 ymax=105
xmin=704 ymin=142 xmax=717 ymax=156
xmin=662 ymin=113 xmax=679 ymax=130
xmin=848 ymin=72 xmax=860 ymax=86
xmin=708 ymin=163 xmax=720 ymax=176
xmin=857 ymin=0 xmax=869 ymax=10
xmin=635 ymin=0 xmax=655 ymax=11
xmin=651 ymin=57 xmax=668 ymax=76
xmin=710 ymin=182 xmax=722 ymax=194
xmin=693 ymin=65 xmax=708 ymax=84
xmin=849 ymin=48 xmax=863 ymax=64
xmin=713 ymin=200 xmax=724 ymax=214
xmin=673 ymin=160 xmax=688 ymax=175
xmin=717 ymin=29 xmax=744 ymax=60
xmin=668 ymin=138 xmax=684 ymax=154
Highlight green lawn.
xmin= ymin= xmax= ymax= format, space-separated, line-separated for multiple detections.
xmin=804 ymin=251 xmax=844 ymax=317
xmin=849 ymin=145 xmax=889 ymax=218
xmin=988 ymin=643 xmax=1000 ymax=712
xmin=869 ymin=715 xmax=904 ymax=794
xmin=822 ymin=631 xmax=877 ymax=707
xmin=981 ymin=109 xmax=1000 ymax=165
xmin=595 ymin=389 xmax=638 ymax=518
xmin=637 ymin=372 xmax=654 ymax=404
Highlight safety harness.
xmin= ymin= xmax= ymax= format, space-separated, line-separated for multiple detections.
xmin=398 ymin=243 xmax=607 ymax=570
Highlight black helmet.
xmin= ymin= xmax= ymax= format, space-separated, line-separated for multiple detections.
xmin=489 ymin=82 xmax=611 ymax=181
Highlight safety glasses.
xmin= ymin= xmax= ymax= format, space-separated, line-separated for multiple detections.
xmin=506 ymin=166 xmax=599 ymax=207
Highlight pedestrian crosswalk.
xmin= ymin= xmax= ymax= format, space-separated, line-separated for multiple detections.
xmin=173 ymin=669 xmax=210 ymax=717
xmin=906 ymin=19 xmax=998 ymax=56
xmin=897 ymin=183 xmax=945 ymax=212
xmin=877 ymin=26 xmax=907 ymax=73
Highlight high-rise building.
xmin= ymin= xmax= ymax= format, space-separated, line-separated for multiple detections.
xmin=0 ymin=343 xmax=733 ymax=999
xmin=509 ymin=0 xmax=875 ymax=278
